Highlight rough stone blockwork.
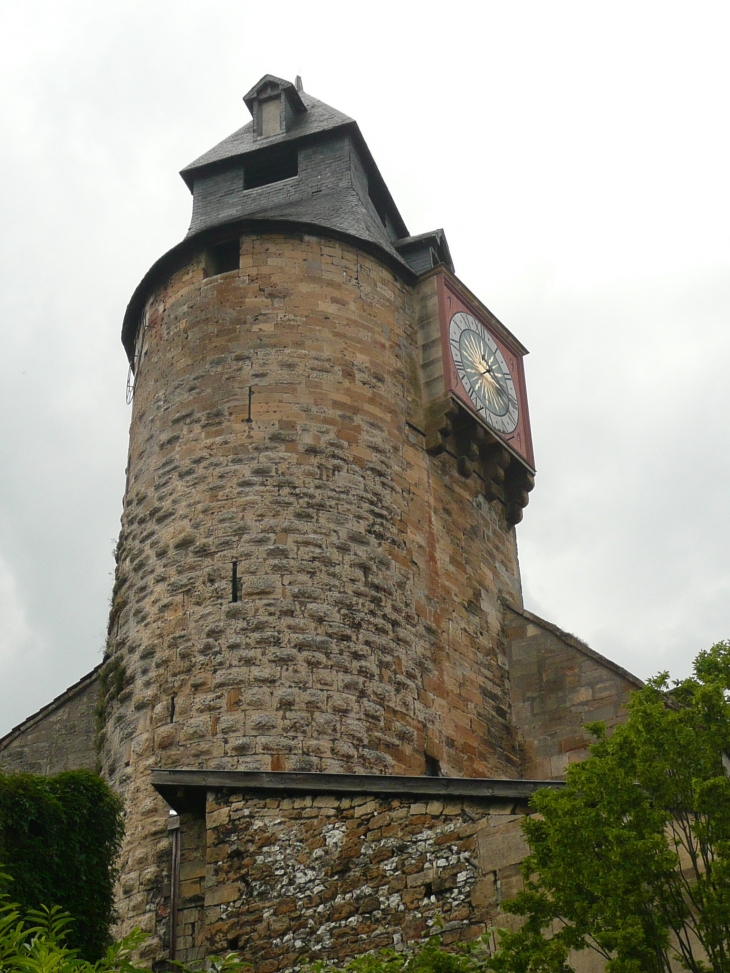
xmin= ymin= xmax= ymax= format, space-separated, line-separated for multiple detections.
xmin=180 ymin=791 xmax=530 ymax=971
xmin=0 ymin=668 xmax=100 ymax=775
xmin=505 ymin=606 xmax=642 ymax=779
xmin=99 ymin=231 xmax=524 ymax=953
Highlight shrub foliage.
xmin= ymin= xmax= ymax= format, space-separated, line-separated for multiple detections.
xmin=0 ymin=770 xmax=123 ymax=961
xmin=0 ymin=874 xmax=244 ymax=973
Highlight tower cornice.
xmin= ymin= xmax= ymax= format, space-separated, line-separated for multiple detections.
xmin=121 ymin=218 xmax=419 ymax=362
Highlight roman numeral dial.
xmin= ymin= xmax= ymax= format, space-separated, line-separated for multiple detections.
xmin=449 ymin=311 xmax=519 ymax=436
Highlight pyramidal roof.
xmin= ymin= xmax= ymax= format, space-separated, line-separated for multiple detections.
xmin=121 ymin=76 xmax=455 ymax=360
xmin=181 ymin=87 xmax=355 ymax=189
xmin=178 ymin=75 xmax=409 ymax=257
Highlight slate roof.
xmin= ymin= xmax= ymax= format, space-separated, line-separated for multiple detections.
xmin=180 ymin=92 xmax=355 ymax=190
xmin=120 ymin=78 xmax=456 ymax=360
xmin=214 ymin=187 xmax=404 ymax=265
xmin=179 ymin=79 xmax=411 ymax=269
xmin=395 ymin=229 xmax=455 ymax=275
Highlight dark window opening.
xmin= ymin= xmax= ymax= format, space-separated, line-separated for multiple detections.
xmin=424 ymin=754 xmax=441 ymax=777
xmin=244 ymin=146 xmax=298 ymax=191
xmin=207 ymin=240 xmax=240 ymax=276
xmin=169 ymin=696 xmax=176 ymax=723
xmin=231 ymin=560 xmax=239 ymax=603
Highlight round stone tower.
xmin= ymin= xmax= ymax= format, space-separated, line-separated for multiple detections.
xmin=99 ymin=75 xmax=535 ymax=953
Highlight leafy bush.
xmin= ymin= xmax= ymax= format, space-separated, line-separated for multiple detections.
xmin=487 ymin=641 xmax=730 ymax=973
xmin=307 ymin=940 xmax=486 ymax=973
xmin=0 ymin=770 xmax=123 ymax=961
xmin=0 ymin=872 xmax=245 ymax=973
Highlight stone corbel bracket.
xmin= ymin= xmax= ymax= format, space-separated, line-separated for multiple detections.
xmin=425 ymin=397 xmax=535 ymax=525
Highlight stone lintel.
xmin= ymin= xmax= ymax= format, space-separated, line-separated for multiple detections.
xmin=151 ymin=768 xmax=563 ymax=813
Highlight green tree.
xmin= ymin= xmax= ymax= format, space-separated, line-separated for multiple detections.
xmin=487 ymin=641 xmax=730 ymax=973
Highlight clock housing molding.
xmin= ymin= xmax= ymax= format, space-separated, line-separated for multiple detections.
xmin=438 ymin=274 xmax=534 ymax=470
xmin=414 ymin=267 xmax=535 ymax=524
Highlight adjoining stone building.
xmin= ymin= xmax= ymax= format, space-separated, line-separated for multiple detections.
xmin=0 ymin=76 xmax=644 ymax=971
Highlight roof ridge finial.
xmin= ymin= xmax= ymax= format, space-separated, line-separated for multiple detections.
xmin=295 ymin=75 xmax=303 ymax=92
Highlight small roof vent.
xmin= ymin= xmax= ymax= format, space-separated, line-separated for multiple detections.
xmin=243 ymin=74 xmax=307 ymax=139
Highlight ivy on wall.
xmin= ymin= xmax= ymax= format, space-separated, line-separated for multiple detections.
xmin=0 ymin=769 xmax=123 ymax=961
xmin=95 ymin=657 xmax=127 ymax=754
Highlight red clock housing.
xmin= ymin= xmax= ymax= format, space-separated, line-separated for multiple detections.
xmin=436 ymin=272 xmax=535 ymax=471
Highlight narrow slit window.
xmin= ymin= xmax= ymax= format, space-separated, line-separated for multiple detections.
xmin=231 ymin=560 xmax=239 ymax=603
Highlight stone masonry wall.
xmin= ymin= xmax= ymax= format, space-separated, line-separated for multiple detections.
xmin=188 ymin=790 xmax=529 ymax=970
xmin=505 ymin=606 xmax=643 ymax=779
xmin=170 ymin=787 xmax=608 ymax=973
xmin=100 ymin=232 xmax=523 ymax=956
xmin=0 ymin=669 xmax=99 ymax=776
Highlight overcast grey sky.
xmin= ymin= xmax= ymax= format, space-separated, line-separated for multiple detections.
xmin=1 ymin=1 xmax=729 ymax=737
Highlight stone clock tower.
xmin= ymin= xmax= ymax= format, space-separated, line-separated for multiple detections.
xmin=0 ymin=75 xmax=644 ymax=970
xmin=96 ymin=73 xmax=541 ymax=956
xmin=102 ymin=75 xmax=535 ymax=772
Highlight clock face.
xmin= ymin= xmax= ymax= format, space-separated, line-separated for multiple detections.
xmin=449 ymin=311 xmax=519 ymax=435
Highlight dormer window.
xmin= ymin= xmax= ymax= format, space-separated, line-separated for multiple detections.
xmin=259 ymin=96 xmax=281 ymax=138
xmin=243 ymin=74 xmax=308 ymax=141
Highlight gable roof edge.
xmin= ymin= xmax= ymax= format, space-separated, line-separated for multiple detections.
xmin=505 ymin=603 xmax=645 ymax=689
xmin=0 ymin=663 xmax=102 ymax=754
